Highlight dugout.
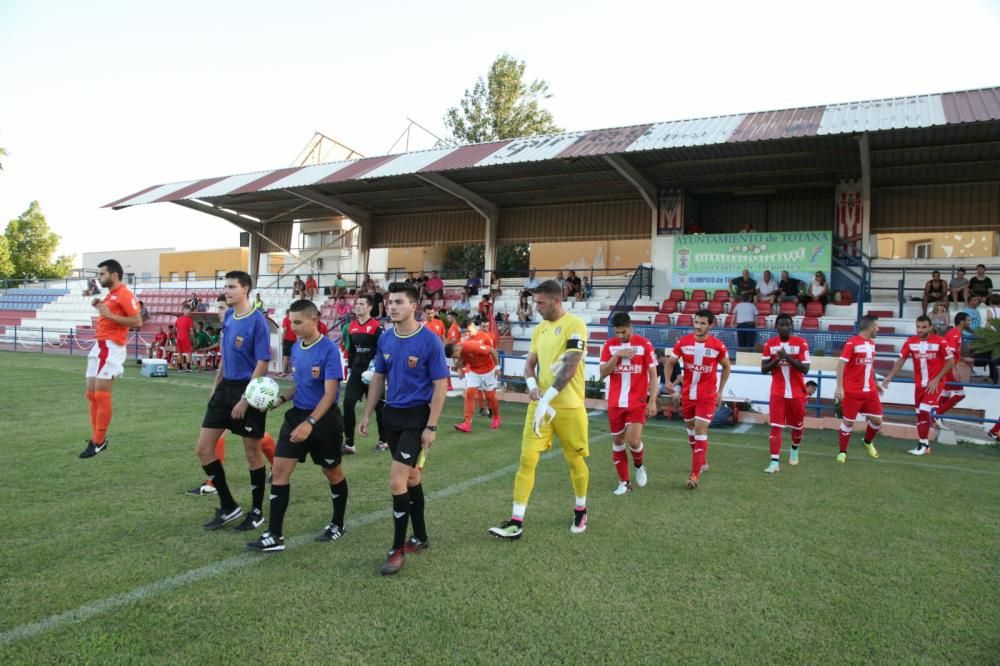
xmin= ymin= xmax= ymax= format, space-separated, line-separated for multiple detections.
xmin=106 ymin=86 xmax=1000 ymax=288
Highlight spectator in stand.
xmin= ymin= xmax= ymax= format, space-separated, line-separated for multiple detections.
xmin=498 ymin=312 xmax=512 ymax=337
xmin=684 ymin=218 xmax=702 ymax=234
xmin=425 ymin=271 xmax=444 ymax=301
xmin=563 ymin=270 xmax=582 ymax=299
xmin=738 ymin=221 xmax=755 ymax=233
xmin=930 ymin=302 xmax=950 ymax=335
xmin=966 ymin=264 xmax=993 ymax=302
xmin=454 ymin=288 xmax=472 ymax=315
xmin=580 ymin=276 xmax=592 ymax=302
xmin=986 ymin=293 xmax=1000 ymax=323
xmin=370 ymin=286 xmax=385 ymax=319
xmin=292 ymin=276 xmax=305 ymax=299
xmin=478 ymin=292 xmax=494 ymax=321
xmin=522 ymin=268 xmax=541 ymax=297
xmin=254 ymin=293 xmax=265 ymax=311
xmin=756 ymin=270 xmax=778 ymax=304
xmin=555 ymin=270 xmax=566 ymax=292
xmin=416 ymin=271 xmax=429 ymax=299
xmin=517 ymin=292 xmax=533 ymax=322
xmin=733 ymin=294 xmax=757 ymax=350
xmin=778 ymin=270 xmax=802 ymax=302
xmin=961 ymin=295 xmax=983 ymax=332
xmin=138 ymin=300 xmax=150 ymax=324
xmin=148 ymin=326 xmax=168 ymax=359
xmin=922 ymin=271 xmax=948 ymax=314
xmin=731 ymin=269 xmax=756 ymax=301
xmin=185 ymin=293 xmax=201 ymax=311
xmin=465 ymin=271 xmax=482 ymax=296
xmin=359 ymin=273 xmax=376 ymax=295
xmin=489 ymin=273 xmax=502 ymax=299
xmin=83 ymin=278 xmax=101 ymax=297
xmin=280 ymin=309 xmax=296 ymax=376
xmin=803 ymin=271 xmax=829 ymax=309
xmin=334 ymin=296 xmax=351 ymax=327
xmin=332 ymin=273 xmax=348 ymax=298
xmin=949 ymin=268 xmax=968 ymax=304
xmin=304 ymin=274 xmax=319 ymax=299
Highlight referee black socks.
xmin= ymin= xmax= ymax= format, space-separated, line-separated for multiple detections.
xmin=329 ymin=480 xmax=348 ymax=529
xmin=202 ymin=460 xmax=237 ymax=511
xmin=269 ymin=484 xmax=290 ymax=538
xmin=391 ymin=492 xmax=410 ymax=550
xmin=408 ymin=483 xmax=427 ymax=543
xmin=249 ymin=466 xmax=266 ymax=514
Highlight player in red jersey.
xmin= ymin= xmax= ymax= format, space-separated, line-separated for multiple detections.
xmin=935 ymin=312 xmax=971 ymax=421
xmin=447 ymin=332 xmax=501 ymax=432
xmin=80 ymin=259 xmax=143 ymax=458
xmin=760 ymin=313 xmax=811 ymax=473
xmin=599 ymin=312 xmax=658 ymax=494
xmin=834 ymin=315 xmax=883 ymax=463
xmin=988 ymin=418 xmax=1000 ymax=441
xmin=881 ymin=315 xmax=954 ymax=456
xmin=174 ymin=305 xmax=196 ymax=372
xmin=663 ymin=309 xmax=732 ymax=489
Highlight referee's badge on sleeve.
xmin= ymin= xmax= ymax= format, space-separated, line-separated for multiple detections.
xmin=408 ymin=355 xmax=418 ymax=368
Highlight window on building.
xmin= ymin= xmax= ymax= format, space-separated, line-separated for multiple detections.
xmin=216 ymin=270 xmax=226 ymax=279
xmin=911 ymin=241 xmax=931 ymax=260
xmin=186 ymin=271 xmax=196 ymax=280
xmin=169 ymin=272 xmax=179 ymax=281
xmin=302 ymin=229 xmax=350 ymax=250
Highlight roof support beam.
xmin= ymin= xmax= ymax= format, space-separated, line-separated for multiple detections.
xmin=415 ymin=173 xmax=500 ymax=272
xmin=280 ymin=189 xmax=372 ymax=224
xmin=604 ymin=154 xmax=658 ymax=212
xmin=173 ymin=199 xmax=262 ymax=233
xmin=858 ymin=133 xmax=872 ymax=258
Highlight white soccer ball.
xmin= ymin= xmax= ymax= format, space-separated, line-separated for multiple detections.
xmin=244 ymin=377 xmax=281 ymax=411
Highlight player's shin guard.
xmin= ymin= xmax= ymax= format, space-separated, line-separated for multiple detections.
xmin=916 ymin=410 xmax=932 ymax=443
xmin=268 ymin=483 xmax=290 ymax=538
xmin=687 ymin=428 xmax=695 ymax=448
xmin=513 ymin=450 xmax=540 ymax=506
xmin=93 ymin=390 xmax=112 ymax=444
xmin=790 ymin=426 xmax=804 ymax=447
xmin=864 ymin=422 xmax=881 ymax=444
xmin=249 ymin=466 xmax=267 ymax=514
xmin=630 ymin=442 xmax=645 ymax=468
xmin=463 ymin=388 xmax=476 ymax=425
xmin=391 ymin=492 xmax=410 ymax=550
xmin=612 ymin=443 xmax=629 ymax=482
xmin=85 ymin=390 xmax=98 ymax=435
xmin=408 ymin=483 xmax=427 ymax=542
xmin=692 ymin=435 xmax=708 ymax=475
xmin=202 ymin=460 xmax=237 ymax=511
xmin=839 ymin=422 xmax=852 ymax=453
xmin=329 ymin=479 xmax=348 ymax=528
xmin=769 ymin=425 xmax=783 ymax=457
xmin=566 ymin=454 xmax=589 ymax=502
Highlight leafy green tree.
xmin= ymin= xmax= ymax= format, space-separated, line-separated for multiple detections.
xmin=443 ymin=242 xmax=530 ymax=277
xmin=0 ymin=146 xmax=7 ymax=171
xmin=4 ymin=201 xmax=75 ymax=279
xmin=0 ymin=236 xmax=13 ymax=278
xmin=444 ymin=53 xmax=561 ymax=144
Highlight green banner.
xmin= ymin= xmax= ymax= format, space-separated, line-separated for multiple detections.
xmin=672 ymin=231 xmax=832 ymax=291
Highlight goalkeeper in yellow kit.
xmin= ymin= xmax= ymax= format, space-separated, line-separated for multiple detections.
xmin=489 ymin=279 xmax=590 ymax=538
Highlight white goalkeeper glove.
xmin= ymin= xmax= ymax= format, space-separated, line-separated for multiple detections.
xmin=532 ymin=387 xmax=559 ymax=437
xmin=361 ymin=359 xmax=376 ymax=385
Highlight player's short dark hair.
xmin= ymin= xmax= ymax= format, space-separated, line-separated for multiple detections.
xmin=97 ymin=259 xmax=124 ymax=279
xmin=444 ymin=342 xmax=457 ymax=357
xmin=225 ymin=271 xmax=253 ymax=290
xmin=388 ymin=281 xmax=419 ymax=303
xmin=289 ymin=299 xmax=319 ymax=317
xmin=355 ymin=294 xmax=372 ymax=308
xmin=859 ymin=314 xmax=878 ymax=331
xmin=805 ymin=380 xmax=818 ymax=389
xmin=775 ymin=313 xmax=793 ymax=325
xmin=216 ymin=293 xmax=227 ymax=302
xmin=609 ymin=311 xmax=631 ymax=328
xmin=954 ymin=312 xmax=969 ymax=326
xmin=533 ymin=280 xmax=563 ymax=298
xmin=915 ymin=315 xmax=931 ymax=325
xmin=693 ymin=309 xmax=715 ymax=325
xmin=976 ymin=263 xmax=986 ymax=270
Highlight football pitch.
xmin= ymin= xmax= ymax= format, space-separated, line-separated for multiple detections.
xmin=0 ymin=351 xmax=998 ymax=664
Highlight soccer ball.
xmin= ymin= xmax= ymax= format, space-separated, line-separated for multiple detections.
xmin=244 ymin=377 xmax=281 ymax=411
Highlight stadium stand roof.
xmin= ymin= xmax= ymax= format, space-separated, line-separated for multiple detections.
xmin=104 ymin=85 xmax=1000 ymax=266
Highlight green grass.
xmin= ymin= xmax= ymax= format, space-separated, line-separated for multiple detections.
xmin=0 ymin=350 xmax=998 ymax=664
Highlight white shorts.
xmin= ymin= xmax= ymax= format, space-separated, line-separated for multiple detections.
xmin=86 ymin=340 xmax=127 ymax=380
xmin=465 ymin=370 xmax=498 ymax=391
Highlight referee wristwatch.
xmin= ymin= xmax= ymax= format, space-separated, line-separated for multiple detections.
xmin=306 ymin=416 xmax=318 ymax=426
xmin=425 ymin=425 xmax=438 ymax=431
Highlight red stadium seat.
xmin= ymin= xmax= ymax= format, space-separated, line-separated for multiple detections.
xmin=675 ymin=314 xmax=693 ymax=327
xmin=682 ymin=300 xmax=701 ymax=314
xmin=868 ymin=310 xmax=893 ymax=318
xmin=712 ymin=290 xmax=730 ymax=303
xmin=756 ymin=302 xmax=773 ymax=316
xmin=834 ymin=291 xmax=853 ymax=305
xmin=653 ymin=313 xmax=672 ymax=325
xmin=757 ymin=315 xmax=769 ymax=329
xmin=801 ymin=316 xmax=820 ymax=330
xmin=689 ymin=289 xmax=707 ymax=303
xmin=659 ymin=300 xmax=677 ymax=314
xmin=828 ymin=324 xmax=854 ymax=332
xmin=804 ymin=301 xmax=824 ymax=317
xmin=779 ymin=301 xmax=798 ymax=316
xmin=707 ymin=301 xmax=724 ymax=316
xmin=669 ymin=289 xmax=685 ymax=301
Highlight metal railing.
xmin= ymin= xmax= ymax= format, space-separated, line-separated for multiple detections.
xmin=610 ymin=265 xmax=653 ymax=314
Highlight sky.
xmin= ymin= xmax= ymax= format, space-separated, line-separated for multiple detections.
xmin=1 ymin=0 xmax=998 ymax=266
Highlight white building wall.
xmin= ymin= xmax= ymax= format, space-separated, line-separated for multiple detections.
xmin=81 ymin=248 xmax=173 ymax=279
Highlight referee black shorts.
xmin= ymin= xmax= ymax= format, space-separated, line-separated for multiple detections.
xmin=202 ymin=379 xmax=267 ymax=438
xmin=383 ymin=404 xmax=430 ymax=468
xmin=276 ymin=406 xmax=345 ymax=469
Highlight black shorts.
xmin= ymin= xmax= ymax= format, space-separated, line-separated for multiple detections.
xmin=202 ymin=379 xmax=268 ymax=438
xmin=343 ymin=373 xmax=378 ymax=404
xmin=383 ymin=404 xmax=429 ymax=468
xmin=276 ymin=406 xmax=344 ymax=469
xmin=282 ymin=339 xmax=294 ymax=357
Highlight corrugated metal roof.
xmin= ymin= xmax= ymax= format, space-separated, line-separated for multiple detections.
xmin=106 ymin=85 xmax=1000 ymax=209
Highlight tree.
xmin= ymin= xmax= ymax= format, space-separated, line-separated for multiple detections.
xmin=443 ymin=242 xmax=530 ymax=277
xmin=444 ymin=53 xmax=561 ymax=145
xmin=0 ymin=236 xmax=13 ymax=278
xmin=4 ymin=201 xmax=75 ymax=279
xmin=0 ymin=146 xmax=6 ymax=171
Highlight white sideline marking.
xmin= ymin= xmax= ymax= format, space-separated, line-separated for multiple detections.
xmin=0 ymin=432 xmax=608 ymax=646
